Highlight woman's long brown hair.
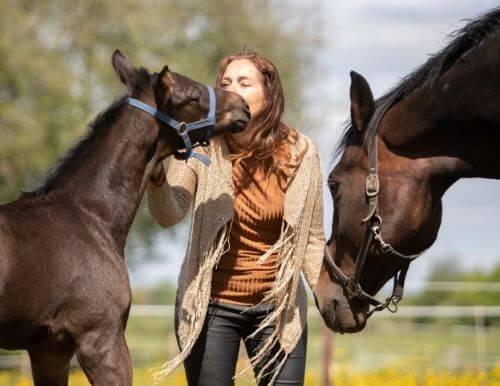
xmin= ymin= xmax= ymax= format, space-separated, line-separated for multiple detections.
xmin=215 ymin=48 xmax=305 ymax=186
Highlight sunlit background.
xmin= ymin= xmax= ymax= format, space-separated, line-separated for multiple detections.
xmin=1 ymin=0 xmax=499 ymax=385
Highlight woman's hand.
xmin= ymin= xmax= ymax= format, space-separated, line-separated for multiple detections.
xmin=150 ymin=162 xmax=166 ymax=187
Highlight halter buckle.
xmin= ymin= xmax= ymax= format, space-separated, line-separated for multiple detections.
xmin=345 ymin=278 xmax=362 ymax=299
xmin=365 ymin=174 xmax=379 ymax=197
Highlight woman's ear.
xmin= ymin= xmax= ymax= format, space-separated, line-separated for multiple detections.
xmin=349 ymin=71 xmax=375 ymax=132
xmin=111 ymin=49 xmax=137 ymax=88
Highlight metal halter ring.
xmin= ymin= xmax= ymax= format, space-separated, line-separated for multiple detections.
xmin=345 ymin=278 xmax=362 ymax=299
xmin=177 ymin=122 xmax=188 ymax=135
xmin=386 ymin=298 xmax=400 ymax=313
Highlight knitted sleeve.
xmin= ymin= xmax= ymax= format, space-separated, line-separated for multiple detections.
xmin=301 ymin=146 xmax=326 ymax=291
xmin=145 ymin=156 xmax=197 ymax=228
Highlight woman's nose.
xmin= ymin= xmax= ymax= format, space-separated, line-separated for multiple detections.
xmin=226 ymin=83 xmax=236 ymax=93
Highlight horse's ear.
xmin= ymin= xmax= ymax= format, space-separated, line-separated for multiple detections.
xmin=112 ymin=49 xmax=137 ymax=88
xmin=349 ymin=71 xmax=375 ymax=132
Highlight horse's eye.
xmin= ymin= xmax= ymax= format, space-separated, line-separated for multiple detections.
xmin=328 ymin=178 xmax=340 ymax=194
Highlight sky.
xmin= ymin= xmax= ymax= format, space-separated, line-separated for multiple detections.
xmin=131 ymin=1 xmax=500 ymax=289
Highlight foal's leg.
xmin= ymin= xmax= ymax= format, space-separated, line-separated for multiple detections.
xmin=75 ymin=329 xmax=132 ymax=386
xmin=28 ymin=341 xmax=74 ymax=386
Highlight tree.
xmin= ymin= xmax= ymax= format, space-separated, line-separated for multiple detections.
xmin=0 ymin=0 xmax=323 ymax=266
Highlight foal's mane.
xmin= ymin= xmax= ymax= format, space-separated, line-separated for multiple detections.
xmin=334 ymin=7 xmax=500 ymax=160
xmin=20 ymin=67 xmax=152 ymax=199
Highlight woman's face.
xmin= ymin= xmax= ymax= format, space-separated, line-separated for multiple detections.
xmin=221 ymin=59 xmax=266 ymax=119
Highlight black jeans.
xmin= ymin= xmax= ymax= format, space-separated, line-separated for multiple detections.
xmin=183 ymin=299 xmax=307 ymax=386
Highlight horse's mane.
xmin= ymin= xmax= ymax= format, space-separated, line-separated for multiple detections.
xmin=334 ymin=7 xmax=500 ymax=160
xmin=20 ymin=67 xmax=152 ymax=199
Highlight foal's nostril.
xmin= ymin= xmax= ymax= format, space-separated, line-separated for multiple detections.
xmin=243 ymin=103 xmax=251 ymax=117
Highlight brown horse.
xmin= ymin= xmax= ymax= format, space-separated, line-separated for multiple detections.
xmin=314 ymin=8 xmax=500 ymax=333
xmin=0 ymin=50 xmax=249 ymax=385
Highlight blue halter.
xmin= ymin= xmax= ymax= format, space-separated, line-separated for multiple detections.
xmin=127 ymin=84 xmax=216 ymax=165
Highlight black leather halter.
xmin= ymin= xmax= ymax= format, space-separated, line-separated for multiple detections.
xmin=324 ymin=136 xmax=425 ymax=317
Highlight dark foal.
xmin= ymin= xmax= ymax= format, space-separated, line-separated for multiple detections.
xmin=315 ymin=8 xmax=500 ymax=333
xmin=0 ymin=50 xmax=249 ymax=385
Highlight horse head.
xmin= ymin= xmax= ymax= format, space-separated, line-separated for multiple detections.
xmin=111 ymin=49 xmax=250 ymax=160
xmin=314 ymin=70 xmax=445 ymax=333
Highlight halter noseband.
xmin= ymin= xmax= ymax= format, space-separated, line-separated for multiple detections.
xmin=325 ymin=136 xmax=427 ymax=317
xmin=127 ymin=84 xmax=216 ymax=166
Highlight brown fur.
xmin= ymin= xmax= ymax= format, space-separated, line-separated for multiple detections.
xmin=315 ymin=8 xmax=500 ymax=333
xmin=0 ymin=50 xmax=249 ymax=385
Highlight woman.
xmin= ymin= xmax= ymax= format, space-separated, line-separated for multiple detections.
xmin=146 ymin=48 xmax=325 ymax=386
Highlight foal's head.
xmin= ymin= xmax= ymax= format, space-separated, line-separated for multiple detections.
xmin=111 ymin=50 xmax=250 ymax=152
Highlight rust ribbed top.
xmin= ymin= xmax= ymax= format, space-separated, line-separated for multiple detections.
xmin=210 ymin=140 xmax=289 ymax=305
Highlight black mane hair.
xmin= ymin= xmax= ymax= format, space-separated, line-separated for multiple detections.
xmin=20 ymin=67 xmax=153 ymax=199
xmin=334 ymin=7 xmax=500 ymax=160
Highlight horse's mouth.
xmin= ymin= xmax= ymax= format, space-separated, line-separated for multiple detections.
xmin=321 ymin=297 xmax=370 ymax=334
xmin=321 ymin=300 xmax=346 ymax=334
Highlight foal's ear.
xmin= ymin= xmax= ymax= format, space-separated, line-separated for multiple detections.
xmin=112 ymin=49 xmax=137 ymax=88
xmin=154 ymin=65 xmax=172 ymax=101
xmin=349 ymin=71 xmax=375 ymax=132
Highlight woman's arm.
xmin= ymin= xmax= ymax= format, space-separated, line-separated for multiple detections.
xmin=145 ymin=156 xmax=197 ymax=228
xmin=301 ymin=148 xmax=326 ymax=291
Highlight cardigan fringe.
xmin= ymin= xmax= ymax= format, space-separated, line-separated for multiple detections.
xmin=234 ymin=222 xmax=298 ymax=384
xmin=151 ymin=222 xmax=232 ymax=385
xmin=145 ymin=133 xmax=325 ymax=386
xmin=152 ymin=221 xmax=298 ymax=385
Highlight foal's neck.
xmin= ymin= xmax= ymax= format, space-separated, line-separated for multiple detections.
xmin=58 ymin=101 xmax=167 ymax=252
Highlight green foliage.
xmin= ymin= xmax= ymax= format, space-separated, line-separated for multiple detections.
xmin=0 ymin=0 xmax=322 ymax=265
xmin=132 ymin=281 xmax=177 ymax=304
xmin=407 ymin=256 xmax=500 ymax=307
xmin=405 ymin=255 xmax=500 ymax=325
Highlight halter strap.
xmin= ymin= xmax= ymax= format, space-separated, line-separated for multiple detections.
xmin=324 ymin=133 xmax=427 ymax=317
xmin=324 ymin=244 xmax=413 ymax=315
xmin=126 ymin=84 xmax=216 ymax=166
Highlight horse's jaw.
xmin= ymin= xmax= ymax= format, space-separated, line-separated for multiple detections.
xmin=314 ymin=262 xmax=369 ymax=334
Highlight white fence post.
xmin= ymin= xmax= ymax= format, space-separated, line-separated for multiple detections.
xmin=474 ymin=306 xmax=487 ymax=372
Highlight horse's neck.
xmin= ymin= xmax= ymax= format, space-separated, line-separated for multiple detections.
xmin=381 ymin=37 xmax=500 ymax=183
xmin=58 ymin=105 xmax=163 ymax=251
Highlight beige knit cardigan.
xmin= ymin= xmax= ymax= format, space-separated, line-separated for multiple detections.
xmin=146 ymin=133 xmax=325 ymax=384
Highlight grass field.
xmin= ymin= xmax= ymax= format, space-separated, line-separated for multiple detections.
xmin=1 ymin=311 xmax=499 ymax=385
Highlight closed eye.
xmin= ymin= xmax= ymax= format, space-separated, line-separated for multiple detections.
xmin=191 ymin=88 xmax=203 ymax=104
xmin=185 ymin=91 xmax=201 ymax=106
